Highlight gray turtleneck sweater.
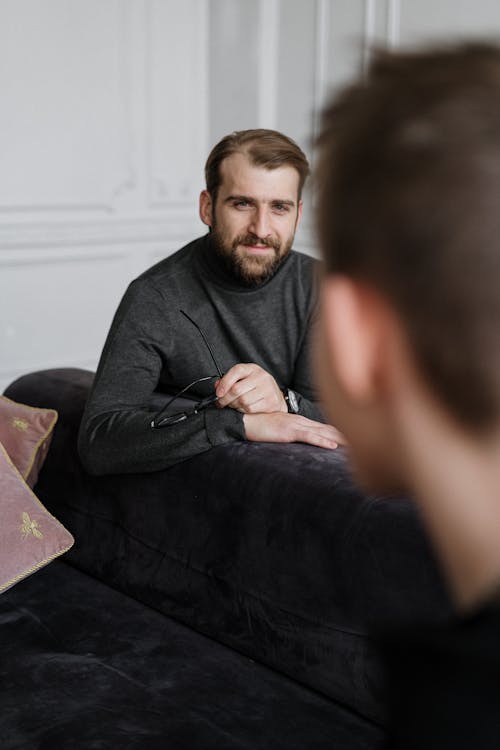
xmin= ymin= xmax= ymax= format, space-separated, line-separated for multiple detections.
xmin=78 ymin=234 xmax=323 ymax=474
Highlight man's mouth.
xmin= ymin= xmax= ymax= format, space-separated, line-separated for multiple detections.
xmin=243 ymin=243 xmax=273 ymax=254
xmin=237 ymin=235 xmax=278 ymax=255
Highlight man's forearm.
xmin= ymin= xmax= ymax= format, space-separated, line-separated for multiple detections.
xmin=78 ymin=405 xmax=245 ymax=475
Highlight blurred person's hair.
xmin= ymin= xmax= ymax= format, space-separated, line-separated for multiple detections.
xmin=316 ymin=42 xmax=500 ymax=432
xmin=205 ymin=129 xmax=310 ymax=202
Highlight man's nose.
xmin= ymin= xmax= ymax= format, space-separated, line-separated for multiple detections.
xmin=248 ymin=207 xmax=271 ymax=238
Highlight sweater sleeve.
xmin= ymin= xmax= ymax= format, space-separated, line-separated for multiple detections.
xmin=78 ymin=280 xmax=245 ymax=475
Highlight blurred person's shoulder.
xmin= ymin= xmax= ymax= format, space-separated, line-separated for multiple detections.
xmin=381 ymin=599 xmax=500 ymax=749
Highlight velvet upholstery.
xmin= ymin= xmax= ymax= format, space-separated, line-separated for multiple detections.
xmin=0 ymin=560 xmax=385 ymax=749
xmin=0 ymin=442 xmax=73 ymax=593
xmin=4 ymin=368 xmax=453 ymax=728
xmin=0 ymin=394 xmax=57 ymax=487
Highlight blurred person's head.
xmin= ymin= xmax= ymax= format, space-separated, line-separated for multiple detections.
xmin=200 ymin=130 xmax=308 ymax=285
xmin=315 ymin=43 xmax=500 ymax=492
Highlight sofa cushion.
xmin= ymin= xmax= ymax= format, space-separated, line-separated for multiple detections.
xmin=0 ymin=441 xmax=74 ymax=593
xmin=4 ymin=368 xmax=452 ymax=726
xmin=0 ymin=394 xmax=57 ymax=487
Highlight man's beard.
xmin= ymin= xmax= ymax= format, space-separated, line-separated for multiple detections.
xmin=210 ymin=226 xmax=294 ymax=286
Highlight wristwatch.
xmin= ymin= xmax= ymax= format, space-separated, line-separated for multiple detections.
xmin=282 ymin=388 xmax=299 ymax=414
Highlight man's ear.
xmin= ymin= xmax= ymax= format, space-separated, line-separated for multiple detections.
xmin=320 ymin=275 xmax=392 ymax=406
xmin=199 ymin=190 xmax=213 ymax=227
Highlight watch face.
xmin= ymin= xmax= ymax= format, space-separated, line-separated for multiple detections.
xmin=287 ymin=389 xmax=299 ymax=413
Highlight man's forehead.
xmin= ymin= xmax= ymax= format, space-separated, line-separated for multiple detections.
xmin=218 ymin=152 xmax=300 ymax=200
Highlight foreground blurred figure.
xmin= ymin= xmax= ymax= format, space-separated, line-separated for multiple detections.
xmin=316 ymin=43 xmax=500 ymax=748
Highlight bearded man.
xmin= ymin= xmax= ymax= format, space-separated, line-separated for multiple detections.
xmin=79 ymin=129 xmax=342 ymax=474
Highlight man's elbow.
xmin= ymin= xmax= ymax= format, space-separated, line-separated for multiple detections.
xmin=77 ymin=424 xmax=110 ymax=476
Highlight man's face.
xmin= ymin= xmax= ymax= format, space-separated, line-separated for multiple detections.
xmin=200 ymin=152 xmax=303 ymax=285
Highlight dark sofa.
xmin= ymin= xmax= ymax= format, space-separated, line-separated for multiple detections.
xmin=1 ymin=368 xmax=452 ymax=749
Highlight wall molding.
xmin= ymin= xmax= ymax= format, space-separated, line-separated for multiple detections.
xmin=387 ymin=0 xmax=401 ymax=46
xmin=0 ymin=250 xmax=129 ymax=269
xmin=146 ymin=0 xmax=209 ymax=209
xmin=363 ymin=0 xmax=376 ymax=72
xmin=0 ymin=0 xmax=136 ymax=215
xmin=312 ymin=0 xmax=330 ymax=142
xmin=0 ymin=211 xmax=201 ymax=251
xmin=258 ymin=0 xmax=279 ymax=129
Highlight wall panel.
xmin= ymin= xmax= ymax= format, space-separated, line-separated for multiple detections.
xmin=276 ymin=0 xmax=317 ymax=149
xmin=208 ymin=0 xmax=261 ymax=145
xmin=148 ymin=0 xmax=208 ymax=206
xmin=0 ymin=0 xmax=133 ymax=212
xmin=0 ymin=250 xmax=129 ymax=389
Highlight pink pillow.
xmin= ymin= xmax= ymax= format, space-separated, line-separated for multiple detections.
xmin=0 ymin=395 xmax=58 ymax=487
xmin=0 ymin=442 xmax=74 ymax=593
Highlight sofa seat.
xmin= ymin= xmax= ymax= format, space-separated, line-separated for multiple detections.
xmin=0 ymin=560 xmax=385 ymax=749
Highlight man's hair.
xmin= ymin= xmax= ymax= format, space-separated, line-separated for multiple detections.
xmin=316 ymin=42 xmax=500 ymax=432
xmin=205 ymin=128 xmax=310 ymax=202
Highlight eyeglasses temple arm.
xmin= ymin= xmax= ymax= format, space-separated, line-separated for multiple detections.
xmin=179 ymin=308 xmax=223 ymax=378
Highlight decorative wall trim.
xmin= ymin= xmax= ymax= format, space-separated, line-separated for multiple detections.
xmin=363 ymin=0 xmax=377 ymax=72
xmin=0 ymin=0 xmax=136 ymax=215
xmin=111 ymin=0 xmax=137 ymax=208
xmin=146 ymin=0 xmax=209 ymax=209
xmin=258 ymin=0 xmax=279 ymax=129
xmin=313 ymin=0 xmax=331 ymax=141
xmin=0 ymin=202 xmax=119 ymax=215
xmin=387 ymin=0 xmax=401 ymax=47
xmin=0 ymin=212 xmax=201 ymax=251
xmin=0 ymin=251 xmax=128 ymax=269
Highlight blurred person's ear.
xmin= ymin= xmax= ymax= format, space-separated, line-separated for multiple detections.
xmin=318 ymin=275 xmax=416 ymax=493
xmin=319 ymin=276 xmax=391 ymax=407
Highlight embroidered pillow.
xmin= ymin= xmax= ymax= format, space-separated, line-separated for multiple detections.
xmin=0 ymin=442 xmax=74 ymax=593
xmin=0 ymin=395 xmax=58 ymax=487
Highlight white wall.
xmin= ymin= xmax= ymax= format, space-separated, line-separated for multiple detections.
xmin=0 ymin=0 xmax=208 ymax=390
xmin=2 ymin=0 xmax=500 ymax=391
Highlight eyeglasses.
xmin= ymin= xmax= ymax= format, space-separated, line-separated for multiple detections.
xmin=150 ymin=309 xmax=224 ymax=428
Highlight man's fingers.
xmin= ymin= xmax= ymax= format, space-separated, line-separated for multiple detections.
xmin=293 ymin=417 xmax=346 ymax=447
xmin=216 ymin=364 xmax=253 ymax=398
xmin=291 ymin=417 xmax=341 ymax=449
xmin=217 ymin=380 xmax=252 ymax=407
xmin=216 ymin=362 xmax=285 ymax=413
xmin=293 ymin=426 xmax=339 ymax=450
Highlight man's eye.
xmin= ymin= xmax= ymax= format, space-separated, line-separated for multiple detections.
xmin=233 ymin=200 xmax=250 ymax=208
xmin=273 ymin=203 xmax=289 ymax=213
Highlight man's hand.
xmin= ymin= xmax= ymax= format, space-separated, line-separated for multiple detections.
xmin=216 ymin=363 xmax=287 ymax=414
xmin=243 ymin=412 xmax=344 ymax=450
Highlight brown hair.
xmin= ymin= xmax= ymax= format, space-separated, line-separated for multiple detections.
xmin=205 ymin=128 xmax=310 ymax=202
xmin=316 ymin=42 xmax=500 ymax=432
